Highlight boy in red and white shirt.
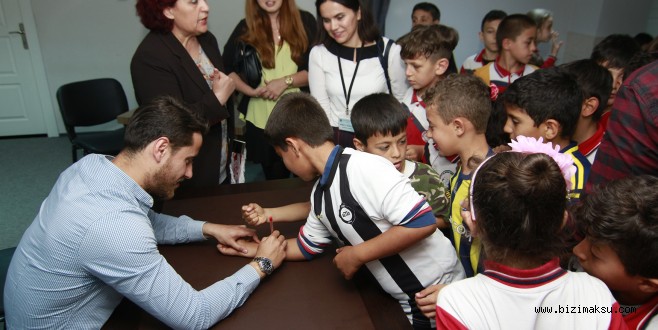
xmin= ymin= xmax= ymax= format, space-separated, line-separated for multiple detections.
xmin=574 ymin=175 xmax=658 ymax=330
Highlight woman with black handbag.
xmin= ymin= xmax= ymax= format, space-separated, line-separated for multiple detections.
xmin=223 ymin=0 xmax=316 ymax=180
xmin=131 ymin=0 xmax=235 ymax=187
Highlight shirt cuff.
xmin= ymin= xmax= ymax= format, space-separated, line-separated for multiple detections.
xmin=184 ymin=216 xmax=207 ymax=241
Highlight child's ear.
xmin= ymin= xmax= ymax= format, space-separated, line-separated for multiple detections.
xmin=502 ymin=38 xmax=513 ymax=50
xmin=453 ymin=118 xmax=466 ymax=136
xmin=478 ymin=31 xmax=485 ymax=42
xmin=353 ymin=138 xmax=365 ymax=151
xmin=638 ymin=278 xmax=658 ymax=294
xmin=542 ymin=119 xmax=560 ymax=140
xmin=285 ymin=137 xmax=300 ymax=157
xmin=581 ymin=97 xmax=600 ymax=118
xmin=434 ymin=58 xmax=450 ymax=76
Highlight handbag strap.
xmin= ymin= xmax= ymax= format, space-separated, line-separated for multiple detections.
xmin=376 ymin=37 xmax=394 ymax=95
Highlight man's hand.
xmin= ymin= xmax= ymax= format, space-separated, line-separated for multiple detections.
xmin=415 ymin=284 xmax=447 ymax=319
xmin=249 ymin=231 xmax=287 ymax=278
xmin=203 ymin=223 xmax=259 ymax=255
xmin=242 ymin=203 xmax=268 ymax=226
xmin=217 ymin=239 xmax=259 ymax=257
xmin=333 ymin=246 xmax=363 ymax=280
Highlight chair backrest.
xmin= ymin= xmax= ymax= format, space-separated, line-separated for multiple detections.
xmin=56 ymin=78 xmax=129 ymax=134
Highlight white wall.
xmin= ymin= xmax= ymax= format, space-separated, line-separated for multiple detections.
xmin=28 ymin=0 xmax=657 ymax=134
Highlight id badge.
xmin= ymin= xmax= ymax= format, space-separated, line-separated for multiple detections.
xmin=338 ymin=118 xmax=354 ymax=133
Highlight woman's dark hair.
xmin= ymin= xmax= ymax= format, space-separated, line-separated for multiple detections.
xmin=315 ymin=0 xmax=380 ymax=46
xmin=472 ymin=152 xmax=567 ymax=265
xmin=135 ymin=0 xmax=177 ymax=33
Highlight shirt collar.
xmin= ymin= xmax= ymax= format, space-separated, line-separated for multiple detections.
xmin=319 ymin=145 xmax=343 ymax=187
xmin=494 ymin=58 xmax=527 ymax=78
xmin=483 ymin=258 xmax=567 ymax=288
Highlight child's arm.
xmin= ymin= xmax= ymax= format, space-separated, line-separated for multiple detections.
xmin=242 ymin=202 xmax=311 ymax=226
xmin=333 ymin=224 xmax=436 ymax=279
xmin=220 ymin=236 xmax=320 ymax=262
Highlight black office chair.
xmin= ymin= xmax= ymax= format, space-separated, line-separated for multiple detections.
xmin=0 ymin=247 xmax=16 ymax=327
xmin=56 ymin=78 xmax=127 ymax=162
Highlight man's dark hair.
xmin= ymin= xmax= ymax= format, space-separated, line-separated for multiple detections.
xmin=351 ymin=93 xmax=408 ymax=145
xmin=590 ymin=34 xmax=641 ymax=69
xmin=123 ymin=96 xmax=208 ymax=155
xmin=264 ymin=93 xmax=334 ymax=151
xmin=574 ymin=175 xmax=658 ymax=278
xmin=500 ymin=67 xmax=583 ymax=139
xmin=481 ymin=9 xmax=507 ymax=31
xmin=412 ymin=2 xmax=440 ymax=21
xmin=560 ymin=59 xmax=612 ymax=122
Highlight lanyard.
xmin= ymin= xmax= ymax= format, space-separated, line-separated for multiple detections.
xmin=338 ymin=44 xmax=362 ymax=115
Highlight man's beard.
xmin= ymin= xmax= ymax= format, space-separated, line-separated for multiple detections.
xmin=145 ymin=160 xmax=181 ymax=200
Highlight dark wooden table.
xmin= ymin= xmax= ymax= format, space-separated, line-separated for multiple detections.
xmin=103 ymin=178 xmax=411 ymax=329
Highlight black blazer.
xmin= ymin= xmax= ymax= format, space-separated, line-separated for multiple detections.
xmin=131 ymin=31 xmax=233 ymax=187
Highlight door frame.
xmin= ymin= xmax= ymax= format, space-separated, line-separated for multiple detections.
xmin=16 ymin=0 xmax=58 ymax=137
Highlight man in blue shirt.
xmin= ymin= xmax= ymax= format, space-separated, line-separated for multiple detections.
xmin=4 ymin=96 xmax=287 ymax=329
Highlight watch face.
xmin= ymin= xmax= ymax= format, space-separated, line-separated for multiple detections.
xmin=256 ymin=257 xmax=273 ymax=275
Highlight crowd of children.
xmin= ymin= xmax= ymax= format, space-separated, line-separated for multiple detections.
xmin=222 ymin=1 xmax=658 ymax=329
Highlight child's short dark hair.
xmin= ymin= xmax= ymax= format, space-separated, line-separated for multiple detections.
xmin=560 ymin=59 xmax=612 ymax=122
xmin=495 ymin=14 xmax=536 ymax=51
xmin=351 ymin=93 xmax=408 ymax=144
xmin=590 ymin=34 xmax=641 ymax=69
xmin=481 ymin=9 xmax=507 ymax=31
xmin=412 ymin=2 xmax=440 ymax=21
xmin=473 ymin=152 xmax=567 ymax=264
xmin=573 ymin=175 xmax=658 ymax=278
xmin=264 ymin=93 xmax=334 ymax=151
xmin=399 ymin=24 xmax=459 ymax=61
xmin=500 ymin=67 xmax=583 ymax=139
xmin=425 ymin=74 xmax=491 ymax=134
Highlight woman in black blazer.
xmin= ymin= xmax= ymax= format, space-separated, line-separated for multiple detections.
xmin=131 ymin=0 xmax=235 ymax=187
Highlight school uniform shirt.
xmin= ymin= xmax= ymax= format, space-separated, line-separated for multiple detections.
xmin=561 ymin=141 xmax=591 ymax=204
xmin=308 ymin=38 xmax=408 ymax=129
xmin=578 ymin=112 xmax=610 ymax=165
xmin=449 ymin=166 xmax=483 ymax=277
xmin=298 ymin=146 xmax=465 ymax=327
xmin=622 ymin=294 xmax=658 ymax=329
xmin=473 ymin=60 xmax=537 ymax=95
xmin=402 ymin=88 xmax=429 ymax=162
xmin=436 ymin=258 xmax=627 ymax=330
xmin=460 ymin=49 xmax=495 ymax=75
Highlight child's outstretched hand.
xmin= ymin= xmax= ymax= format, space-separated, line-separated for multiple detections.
xmin=242 ymin=203 xmax=268 ymax=226
xmin=415 ymin=284 xmax=448 ymax=319
xmin=550 ymin=31 xmax=564 ymax=57
xmin=333 ymin=246 xmax=363 ymax=280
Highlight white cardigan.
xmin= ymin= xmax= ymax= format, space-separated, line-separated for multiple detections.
xmin=308 ymin=37 xmax=409 ymax=128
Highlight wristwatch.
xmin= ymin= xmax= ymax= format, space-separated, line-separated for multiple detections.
xmin=284 ymin=75 xmax=294 ymax=86
xmin=253 ymin=257 xmax=274 ymax=276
